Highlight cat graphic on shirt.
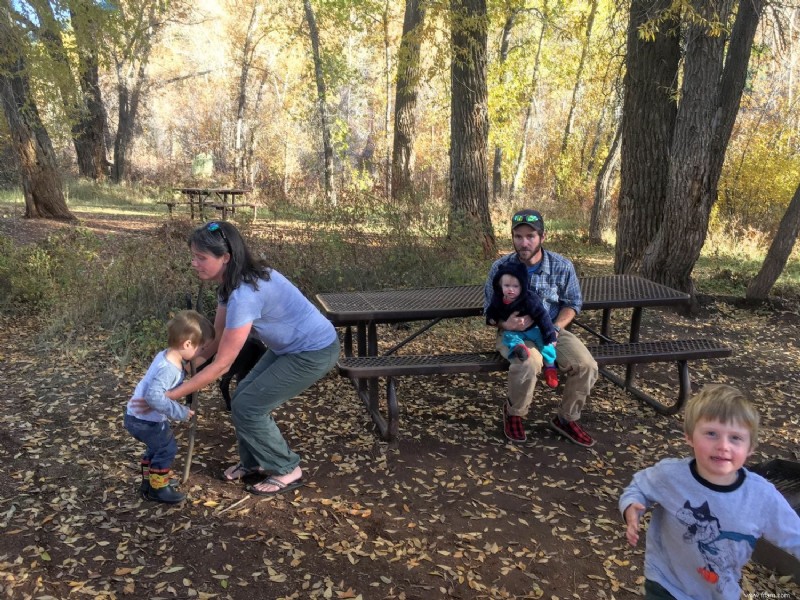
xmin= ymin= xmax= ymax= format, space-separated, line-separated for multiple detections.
xmin=676 ymin=500 xmax=757 ymax=591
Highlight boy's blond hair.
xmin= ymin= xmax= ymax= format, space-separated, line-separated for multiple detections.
xmin=167 ymin=310 xmax=214 ymax=348
xmin=683 ymin=384 xmax=759 ymax=450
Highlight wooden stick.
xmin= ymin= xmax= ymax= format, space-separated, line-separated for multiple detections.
xmin=183 ymin=282 xmax=206 ymax=483
xmin=182 ymin=379 xmax=198 ymax=483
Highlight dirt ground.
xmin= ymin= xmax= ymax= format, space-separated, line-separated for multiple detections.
xmin=1 ymin=211 xmax=799 ymax=600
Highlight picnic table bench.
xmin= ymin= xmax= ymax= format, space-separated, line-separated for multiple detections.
xmin=316 ymin=276 xmax=732 ymax=441
xmin=160 ymin=188 xmax=257 ymax=221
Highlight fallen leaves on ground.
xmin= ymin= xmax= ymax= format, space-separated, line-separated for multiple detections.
xmin=1 ymin=278 xmax=799 ymax=599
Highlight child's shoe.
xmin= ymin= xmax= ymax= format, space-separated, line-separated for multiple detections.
xmin=543 ymin=366 xmax=559 ymax=388
xmin=512 ymin=343 xmax=530 ymax=361
xmin=147 ymin=484 xmax=186 ymax=504
xmin=147 ymin=469 xmax=186 ymax=504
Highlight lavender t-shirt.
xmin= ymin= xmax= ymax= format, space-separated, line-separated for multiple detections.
xmin=222 ymin=270 xmax=337 ymax=355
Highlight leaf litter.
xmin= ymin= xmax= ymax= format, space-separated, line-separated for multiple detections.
xmin=1 ymin=276 xmax=800 ymax=599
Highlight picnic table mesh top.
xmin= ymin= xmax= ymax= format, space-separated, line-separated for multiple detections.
xmin=320 ymin=286 xmax=482 ymax=312
xmin=317 ymin=275 xmax=690 ymax=323
xmin=580 ymin=275 xmax=689 ymax=308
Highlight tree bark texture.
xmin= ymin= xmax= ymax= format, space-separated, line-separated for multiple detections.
xmin=391 ymin=0 xmax=425 ymax=204
xmin=510 ymin=17 xmax=546 ymax=198
xmin=614 ymin=0 xmax=679 ymax=274
xmin=640 ymin=0 xmax=765 ymax=294
xmin=110 ymin=0 xmax=165 ymax=183
xmin=304 ymin=0 xmax=336 ymax=206
xmin=559 ymin=0 xmax=597 ymax=157
xmin=589 ymin=123 xmax=621 ymax=243
xmin=0 ymin=10 xmax=72 ymax=220
xmin=746 ymin=180 xmax=800 ymax=300
xmin=449 ymin=0 xmax=495 ymax=258
xmin=30 ymin=0 xmax=108 ymax=180
xmin=234 ymin=1 xmax=260 ymax=188
xmin=71 ymin=0 xmax=111 ymax=180
xmin=73 ymin=47 xmax=110 ymax=180
xmin=112 ymin=60 xmax=146 ymax=183
xmin=492 ymin=10 xmax=517 ymax=200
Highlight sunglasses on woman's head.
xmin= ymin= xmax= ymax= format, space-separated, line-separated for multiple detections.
xmin=206 ymin=222 xmax=231 ymax=252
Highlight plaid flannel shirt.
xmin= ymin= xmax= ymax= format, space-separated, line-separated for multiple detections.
xmin=484 ymin=250 xmax=582 ymax=322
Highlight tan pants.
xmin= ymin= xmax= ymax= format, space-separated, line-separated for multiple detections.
xmin=496 ymin=328 xmax=598 ymax=422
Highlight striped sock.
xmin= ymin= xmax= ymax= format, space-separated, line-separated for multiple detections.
xmin=140 ymin=459 xmax=151 ymax=483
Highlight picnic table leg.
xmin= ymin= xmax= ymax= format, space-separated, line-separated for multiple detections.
xmin=355 ymin=323 xmax=367 ymax=397
xmin=624 ymin=307 xmax=643 ymax=387
xmin=386 ymin=377 xmax=400 ymax=441
xmin=600 ymin=309 xmax=612 ymax=339
xmin=601 ymin=359 xmax=690 ymax=416
xmin=366 ymin=322 xmax=380 ymax=415
xmin=342 ymin=321 xmax=394 ymax=440
xmin=343 ymin=326 xmax=353 ymax=357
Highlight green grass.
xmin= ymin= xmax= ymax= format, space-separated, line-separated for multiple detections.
xmin=0 ymin=180 xmax=171 ymax=218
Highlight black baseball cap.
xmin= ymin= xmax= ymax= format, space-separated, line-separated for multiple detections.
xmin=511 ymin=209 xmax=544 ymax=232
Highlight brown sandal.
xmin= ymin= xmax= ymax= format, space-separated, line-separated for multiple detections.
xmin=221 ymin=463 xmax=265 ymax=482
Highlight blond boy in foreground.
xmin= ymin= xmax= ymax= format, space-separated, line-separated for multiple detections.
xmin=619 ymin=384 xmax=800 ymax=599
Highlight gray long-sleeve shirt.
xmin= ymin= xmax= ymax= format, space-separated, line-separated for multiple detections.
xmin=125 ymin=350 xmax=190 ymax=422
xmin=619 ymin=457 xmax=800 ymax=600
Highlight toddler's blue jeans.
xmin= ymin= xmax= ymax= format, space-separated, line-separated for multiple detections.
xmin=124 ymin=413 xmax=177 ymax=470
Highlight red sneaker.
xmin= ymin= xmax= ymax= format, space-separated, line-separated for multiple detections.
xmin=543 ymin=366 xmax=558 ymax=388
xmin=503 ymin=402 xmax=526 ymax=443
xmin=548 ymin=416 xmax=595 ymax=447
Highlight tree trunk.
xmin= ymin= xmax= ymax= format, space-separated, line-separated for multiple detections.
xmin=0 ymin=11 xmax=73 ymax=220
xmin=70 ymin=2 xmax=110 ymax=179
xmin=510 ymin=16 xmax=546 ymax=198
xmin=382 ymin=1 xmax=391 ymax=200
xmin=73 ymin=49 xmax=110 ymax=180
xmin=303 ymin=0 xmax=336 ymax=206
xmin=558 ymin=0 xmax=597 ymax=157
xmin=391 ymin=0 xmax=425 ymax=204
xmin=589 ymin=123 xmax=621 ymax=244
xmin=27 ymin=0 xmax=108 ymax=180
xmin=746 ymin=180 xmax=800 ymax=300
xmin=234 ymin=2 xmax=260 ymax=188
xmin=492 ymin=10 xmax=517 ymax=200
xmin=614 ymin=0 xmax=679 ymax=273
xmin=449 ymin=0 xmax=495 ymax=258
xmin=107 ymin=0 xmax=165 ymax=184
xmin=640 ymin=0 xmax=765 ymax=295
xmin=112 ymin=60 xmax=146 ymax=183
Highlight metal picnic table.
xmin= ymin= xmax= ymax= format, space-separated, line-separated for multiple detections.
xmin=316 ymin=275 xmax=731 ymax=439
